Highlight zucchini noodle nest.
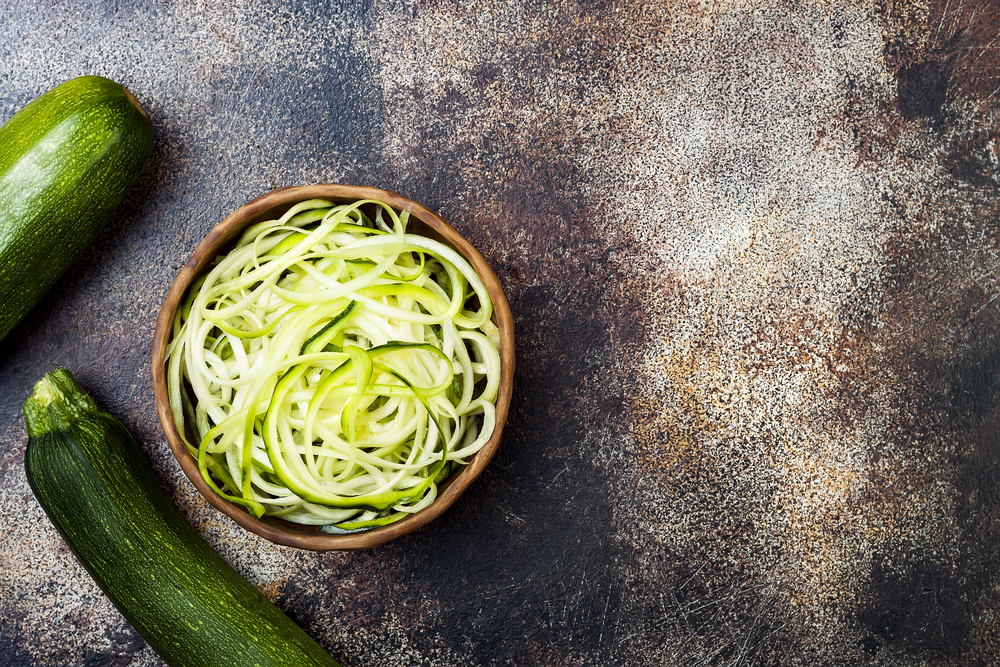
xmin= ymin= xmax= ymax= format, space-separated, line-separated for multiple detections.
xmin=165 ymin=198 xmax=501 ymax=531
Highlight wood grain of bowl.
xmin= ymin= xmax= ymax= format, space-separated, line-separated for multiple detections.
xmin=151 ymin=184 xmax=514 ymax=551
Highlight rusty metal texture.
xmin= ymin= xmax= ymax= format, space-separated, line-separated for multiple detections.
xmin=1 ymin=0 xmax=999 ymax=665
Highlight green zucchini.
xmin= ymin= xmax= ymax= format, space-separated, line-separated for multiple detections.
xmin=0 ymin=76 xmax=153 ymax=342
xmin=23 ymin=369 xmax=342 ymax=667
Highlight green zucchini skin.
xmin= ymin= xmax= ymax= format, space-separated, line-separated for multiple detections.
xmin=0 ymin=76 xmax=153 ymax=342
xmin=23 ymin=369 xmax=342 ymax=667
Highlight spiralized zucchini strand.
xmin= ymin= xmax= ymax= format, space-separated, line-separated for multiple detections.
xmin=166 ymin=199 xmax=501 ymax=530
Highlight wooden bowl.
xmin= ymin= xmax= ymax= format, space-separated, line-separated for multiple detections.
xmin=151 ymin=184 xmax=515 ymax=551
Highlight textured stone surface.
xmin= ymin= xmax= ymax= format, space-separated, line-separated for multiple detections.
xmin=1 ymin=0 xmax=999 ymax=665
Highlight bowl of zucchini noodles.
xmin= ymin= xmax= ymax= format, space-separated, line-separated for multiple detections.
xmin=152 ymin=184 xmax=514 ymax=550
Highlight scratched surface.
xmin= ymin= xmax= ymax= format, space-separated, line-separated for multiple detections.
xmin=1 ymin=0 xmax=999 ymax=665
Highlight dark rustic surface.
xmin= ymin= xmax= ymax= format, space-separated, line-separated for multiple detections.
xmin=1 ymin=1 xmax=999 ymax=665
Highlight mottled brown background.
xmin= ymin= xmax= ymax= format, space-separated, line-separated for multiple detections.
xmin=1 ymin=0 xmax=999 ymax=665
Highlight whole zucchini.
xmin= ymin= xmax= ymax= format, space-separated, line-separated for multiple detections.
xmin=24 ymin=369 xmax=342 ymax=667
xmin=0 ymin=76 xmax=152 ymax=342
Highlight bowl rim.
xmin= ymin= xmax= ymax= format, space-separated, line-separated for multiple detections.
xmin=150 ymin=184 xmax=515 ymax=551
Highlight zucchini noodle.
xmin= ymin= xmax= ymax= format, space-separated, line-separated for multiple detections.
xmin=165 ymin=199 xmax=501 ymax=532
